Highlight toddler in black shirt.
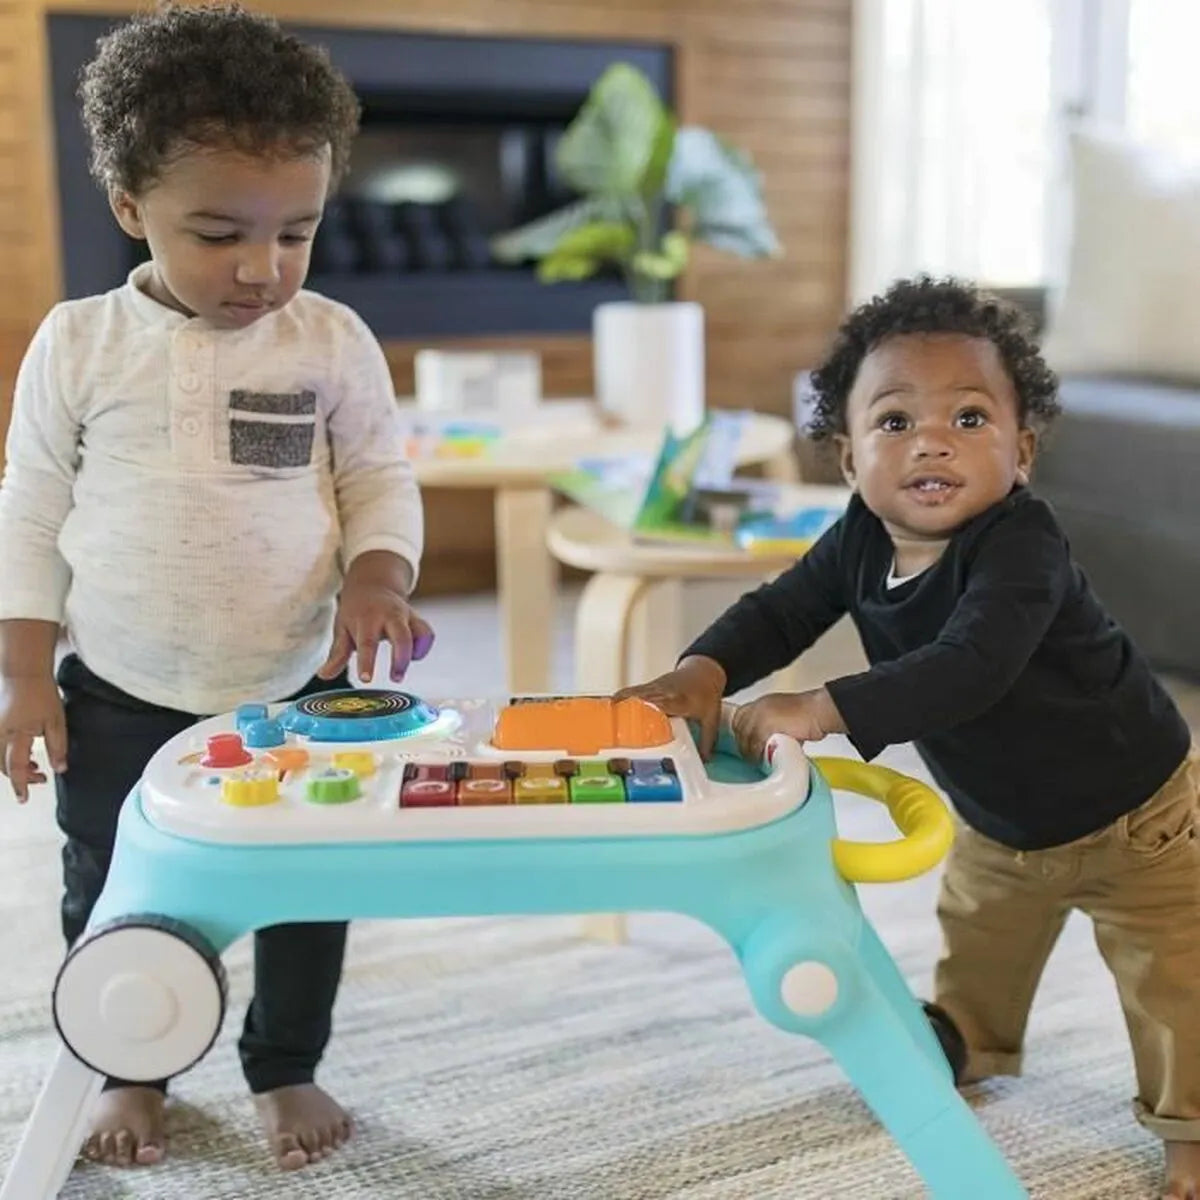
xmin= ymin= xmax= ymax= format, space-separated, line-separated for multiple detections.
xmin=619 ymin=277 xmax=1200 ymax=1200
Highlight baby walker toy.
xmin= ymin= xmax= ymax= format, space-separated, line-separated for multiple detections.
xmin=0 ymin=689 xmax=1027 ymax=1198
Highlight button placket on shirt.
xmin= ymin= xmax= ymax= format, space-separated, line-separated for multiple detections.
xmin=170 ymin=326 xmax=214 ymax=464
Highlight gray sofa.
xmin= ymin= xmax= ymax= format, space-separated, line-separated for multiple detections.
xmin=1033 ymin=374 xmax=1200 ymax=679
xmin=994 ymin=288 xmax=1200 ymax=680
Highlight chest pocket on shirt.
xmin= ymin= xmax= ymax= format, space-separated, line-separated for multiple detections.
xmin=229 ymin=389 xmax=317 ymax=468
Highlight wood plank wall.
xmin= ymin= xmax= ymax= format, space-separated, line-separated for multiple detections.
xmin=0 ymin=0 xmax=851 ymax=592
xmin=0 ymin=1 xmax=63 ymax=435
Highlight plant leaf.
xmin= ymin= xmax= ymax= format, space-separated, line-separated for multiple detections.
xmin=632 ymin=230 xmax=689 ymax=281
xmin=551 ymin=221 xmax=636 ymax=262
xmin=555 ymin=63 xmax=667 ymax=196
xmin=538 ymin=254 xmax=603 ymax=283
xmin=690 ymin=222 xmax=781 ymax=258
xmin=631 ymin=252 xmax=677 ymax=281
xmin=660 ymin=230 xmax=689 ymax=269
xmin=489 ymin=198 xmax=617 ymax=263
xmin=667 ymin=126 xmax=782 ymax=259
xmin=640 ymin=112 xmax=677 ymax=200
xmin=534 ymin=221 xmax=636 ymax=284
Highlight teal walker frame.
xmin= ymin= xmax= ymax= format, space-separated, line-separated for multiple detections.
xmin=0 ymin=725 xmax=1027 ymax=1199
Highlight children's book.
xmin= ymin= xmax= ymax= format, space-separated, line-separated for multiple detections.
xmin=733 ymin=506 xmax=843 ymax=555
xmin=550 ymin=412 xmax=844 ymax=550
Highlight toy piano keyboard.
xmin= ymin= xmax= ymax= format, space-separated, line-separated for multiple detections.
xmin=0 ymin=690 xmax=1029 ymax=1200
xmin=145 ymin=689 xmax=800 ymax=843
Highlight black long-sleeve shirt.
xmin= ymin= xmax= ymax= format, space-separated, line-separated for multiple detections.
xmin=685 ymin=487 xmax=1190 ymax=850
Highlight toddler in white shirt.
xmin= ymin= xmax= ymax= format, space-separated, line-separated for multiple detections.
xmin=0 ymin=2 xmax=432 ymax=1175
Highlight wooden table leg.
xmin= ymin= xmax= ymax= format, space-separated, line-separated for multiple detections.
xmin=573 ymin=570 xmax=659 ymax=947
xmin=626 ymin=579 xmax=684 ymax=684
xmin=494 ymin=486 xmax=556 ymax=695
xmin=573 ymin=573 xmax=655 ymax=694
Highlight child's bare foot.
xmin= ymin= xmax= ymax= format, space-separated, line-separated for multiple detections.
xmin=81 ymin=1086 xmax=165 ymax=1167
xmin=253 ymin=1083 xmax=352 ymax=1170
xmin=1164 ymin=1140 xmax=1200 ymax=1199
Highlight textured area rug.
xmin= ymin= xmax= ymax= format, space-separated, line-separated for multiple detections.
xmin=0 ymin=753 xmax=1168 ymax=1200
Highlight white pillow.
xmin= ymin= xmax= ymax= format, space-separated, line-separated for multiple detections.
xmin=1043 ymin=129 xmax=1200 ymax=381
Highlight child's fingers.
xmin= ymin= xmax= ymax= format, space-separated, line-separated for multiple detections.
xmin=384 ymin=620 xmax=414 ymax=681
xmin=44 ymin=707 xmax=68 ymax=774
xmin=4 ymin=733 xmax=34 ymax=803
xmin=352 ymin=622 xmax=380 ymax=683
xmin=739 ymin=729 xmax=765 ymax=766
xmin=729 ymin=707 xmax=760 ymax=765
xmin=613 ymin=678 xmax=674 ymax=703
xmin=318 ymin=626 xmax=354 ymax=680
xmin=697 ymin=705 xmax=721 ymax=760
xmin=729 ymin=702 xmax=746 ymax=737
xmin=410 ymin=614 xmax=435 ymax=661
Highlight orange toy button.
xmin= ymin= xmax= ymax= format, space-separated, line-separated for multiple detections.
xmin=492 ymin=697 xmax=672 ymax=755
xmin=469 ymin=762 xmax=507 ymax=781
xmin=458 ymin=777 xmax=513 ymax=805
xmin=613 ymin=697 xmax=672 ymax=747
xmin=265 ymin=747 xmax=309 ymax=775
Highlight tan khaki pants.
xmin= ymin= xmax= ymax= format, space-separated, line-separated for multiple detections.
xmin=934 ymin=753 xmax=1200 ymax=1141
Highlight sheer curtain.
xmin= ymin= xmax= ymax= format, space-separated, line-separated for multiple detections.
xmin=848 ymin=0 xmax=1200 ymax=305
xmin=849 ymin=0 xmax=1073 ymax=301
xmin=1125 ymin=0 xmax=1200 ymax=156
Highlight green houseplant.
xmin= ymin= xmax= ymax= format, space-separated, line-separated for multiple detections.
xmin=491 ymin=63 xmax=781 ymax=302
xmin=491 ymin=63 xmax=781 ymax=432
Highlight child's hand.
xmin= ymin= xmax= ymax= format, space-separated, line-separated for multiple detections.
xmin=0 ymin=674 xmax=67 ymax=803
xmin=614 ymin=655 xmax=727 ymax=758
xmin=319 ymin=580 xmax=435 ymax=685
xmin=729 ymin=687 xmax=846 ymax=765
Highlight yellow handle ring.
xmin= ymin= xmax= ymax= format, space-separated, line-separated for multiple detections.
xmin=813 ymin=756 xmax=955 ymax=884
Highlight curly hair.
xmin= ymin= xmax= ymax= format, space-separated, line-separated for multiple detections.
xmin=806 ymin=276 xmax=1061 ymax=440
xmin=79 ymin=2 xmax=360 ymax=195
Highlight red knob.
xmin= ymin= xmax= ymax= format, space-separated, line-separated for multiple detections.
xmin=201 ymin=732 xmax=252 ymax=769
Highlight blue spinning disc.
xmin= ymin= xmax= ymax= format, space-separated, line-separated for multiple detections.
xmin=279 ymin=689 xmax=438 ymax=742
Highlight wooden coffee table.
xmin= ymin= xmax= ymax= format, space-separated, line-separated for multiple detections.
xmin=404 ymin=401 xmax=798 ymax=694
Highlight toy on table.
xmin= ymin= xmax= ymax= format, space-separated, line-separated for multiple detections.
xmin=399 ymin=417 xmax=502 ymax=461
xmin=549 ymin=410 xmax=762 ymax=540
xmin=0 ymin=690 xmax=1027 ymax=1200
xmin=550 ymin=409 xmax=848 ymax=550
xmin=734 ymin=505 xmax=843 ymax=555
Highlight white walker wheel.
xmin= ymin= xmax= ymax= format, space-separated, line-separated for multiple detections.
xmin=53 ymin=916 xmax=227 ymax=1082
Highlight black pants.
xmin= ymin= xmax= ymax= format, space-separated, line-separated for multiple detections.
xmin=55 ymin=654 xmax=349 ymax=1095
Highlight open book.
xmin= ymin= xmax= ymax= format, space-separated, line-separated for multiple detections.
xmin=549 ymin=412 xmax=844 ymax=551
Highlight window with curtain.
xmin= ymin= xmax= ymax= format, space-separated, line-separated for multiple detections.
xmin=850 ymin=0 xmax=1194 ymax=301
xmin=1125 ymin=0 xmax=1200 ymax=156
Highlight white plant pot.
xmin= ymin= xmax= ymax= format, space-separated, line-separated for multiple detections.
xmin=592 ymin=300 xmax=705 ymax=434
